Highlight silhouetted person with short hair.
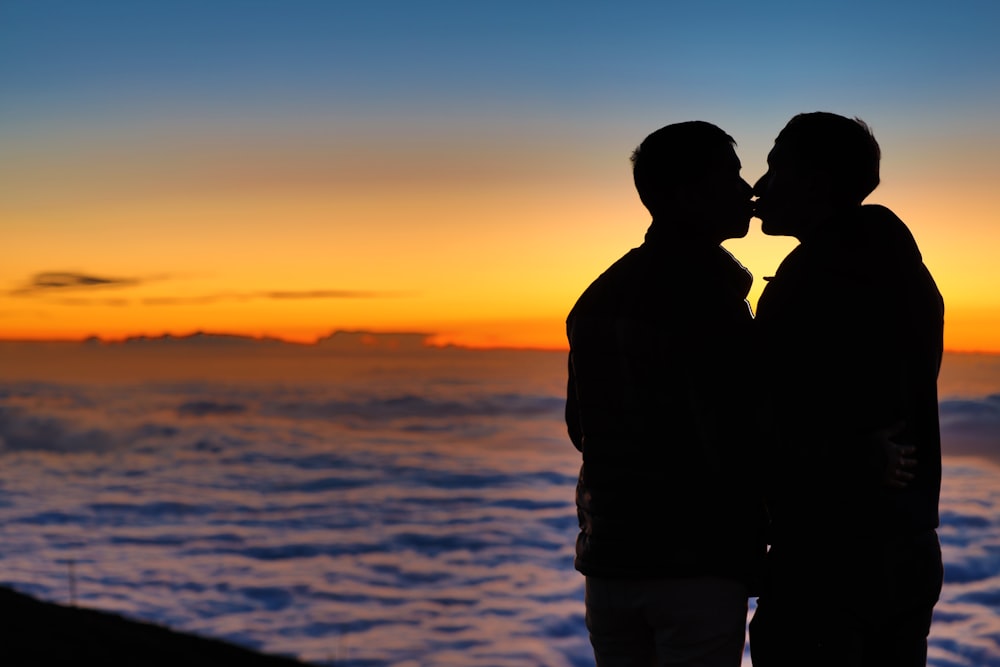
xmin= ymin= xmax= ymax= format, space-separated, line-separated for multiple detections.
xmin=749 ymin=112 xmax=944 ymax=667
xmin=566 ymin=121 xmax=765 ymax=666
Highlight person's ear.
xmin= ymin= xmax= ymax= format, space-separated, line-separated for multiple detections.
xmin=674 ymin=178 xmax=712 ymax=215
xmin=643 ymin=182 xmax=683 ymax=219
xmin=805 ymin=171 xmax=837 ymax=212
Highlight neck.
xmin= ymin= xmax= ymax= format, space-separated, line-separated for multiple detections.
xmin=796 ymin=204 xmax=859 ymax=243
xmin=646 ymin=219 xmax=723 ymax=248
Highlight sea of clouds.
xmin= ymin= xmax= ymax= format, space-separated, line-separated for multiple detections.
xmin=0 ymin=350 xmax=998 ymax=666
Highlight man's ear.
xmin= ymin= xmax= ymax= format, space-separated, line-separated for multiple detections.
xmin=804 ymin=170 xmax=837 ymax=214
xmin=790 ymin=169 xmax=838 ymax=233
xmin=673 ymin=179 xmax=711 ymax=216
xmin=804 ymin=169 xmax=833 ymax=196
xmin=643 ymin=183 xmax=681 ymax=220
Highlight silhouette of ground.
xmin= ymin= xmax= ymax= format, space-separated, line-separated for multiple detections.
xmin=0 ymin=586 xmax=312 ymax=666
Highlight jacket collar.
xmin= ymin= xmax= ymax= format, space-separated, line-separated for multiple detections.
xmin=642 ymin=223 xmax=752 ymax=300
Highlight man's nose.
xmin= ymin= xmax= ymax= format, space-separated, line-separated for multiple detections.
xmin=752 ymin=173 xmax=769 ymax=197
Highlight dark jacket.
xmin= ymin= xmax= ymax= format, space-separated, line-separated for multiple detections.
xmin=566 ymin=224 xmax=765 ymax=582
xmin=754 ymin=205 xmax=943 ymax=545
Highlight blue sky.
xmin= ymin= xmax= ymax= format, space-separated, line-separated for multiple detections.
xmin=5 ymin=1 xmax=997 ymax=124
xmin=4 ymin=1 xmax=998 ymax=202
xmin=2 ymin=0 xmax=1000 ymax=349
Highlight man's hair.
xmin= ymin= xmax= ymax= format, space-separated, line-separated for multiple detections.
xmin=631 ymin=121 xmax=736 ymax=214
xmin=774 ymin=112 xmax=881 ymax=205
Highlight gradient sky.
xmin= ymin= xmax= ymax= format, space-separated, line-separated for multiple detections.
xmin=3 ymin=1 xmax=999 ymax=350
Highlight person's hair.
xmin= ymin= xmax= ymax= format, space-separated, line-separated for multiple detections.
xmin=774 ymin=112 xmax=881 ymax=205
xmin=631 ymin=121 xmax=736 ymax=215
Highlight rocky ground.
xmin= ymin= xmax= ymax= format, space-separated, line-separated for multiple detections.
xmin=0 ymin=586 xmax=313 ymax=666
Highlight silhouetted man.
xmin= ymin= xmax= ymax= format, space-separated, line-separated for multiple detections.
xmin=566 ymin=121 xmax=765 ymax=667
xmin=750 ymin=112 xmax=944 ymax=667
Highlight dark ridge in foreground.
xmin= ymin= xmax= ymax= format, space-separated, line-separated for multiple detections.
xmin=0 ymin=586 xmax=313 ymax=666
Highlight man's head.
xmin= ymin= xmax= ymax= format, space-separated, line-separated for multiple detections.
xmin=754 ymin=112 xmax=881 ymax=239
xmin=632 ymin=121 xmax=753 ymax=244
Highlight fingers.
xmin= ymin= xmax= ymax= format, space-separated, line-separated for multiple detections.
xmin=886 ymin=467 xmax=915 ymax=489
xmin=894 ymin=443 xmax=917 ymax=469
xmin=887 ymin=476 xmax=914 ymax=489
xmin=886 ymin=443 xmax=917 ymax=489
xmin=894 ymin=467 xmax=916 ymax=483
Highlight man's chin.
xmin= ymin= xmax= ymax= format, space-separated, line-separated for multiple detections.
xmin=759 ymin=217 xmax=790 ymax=237
xmin=717 ymin=220 xmax=751 ymax=242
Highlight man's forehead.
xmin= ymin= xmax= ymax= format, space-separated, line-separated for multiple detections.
xmin=684 ymin=142 xmax=741 ymax=173
xmin=718 ymin=144 xmax=741 ymax=170
xmin=696 ymin=141 xmax=737 ymax=160
xmin=766 ymin=142 xmax=795 ymax=166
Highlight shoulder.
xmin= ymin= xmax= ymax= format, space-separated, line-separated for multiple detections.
xmin=786 ymin=205 xmax=925 ymax=284
xmin=567 ymin=247 xmax=648 ymax=321
xmin=828 ymin=205 xmax=919 ymax=262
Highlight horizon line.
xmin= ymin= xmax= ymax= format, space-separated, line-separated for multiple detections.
xmin=0 ymin=330 xmax=571 ymax=353
xmin=0 ymin=330 xmax=995 ymax=356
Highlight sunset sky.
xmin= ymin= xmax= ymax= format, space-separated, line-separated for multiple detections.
xmin=3 ymin=1 xmax=999 ymax=351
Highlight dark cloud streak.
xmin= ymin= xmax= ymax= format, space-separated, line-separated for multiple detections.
xmin=11 ymin=272 xmax=140 ymax=296
xmin=143 ymin=289 xmax=405 ymax=306
xmin=54 ymin=298 xmax=131 ymax=307
xmin=265 ymin=289 xmax=387 ymax=300
xmin=9 ymin=272 xmax=409 ymax=304
xmin=142 ymin=293 xmax=250 ymax=306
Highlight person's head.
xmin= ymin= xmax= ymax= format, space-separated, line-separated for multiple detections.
xmin=632 ymin=121 xmax=753 ymax=244
xmin=753 ymin=112 xmax=881 ymax=239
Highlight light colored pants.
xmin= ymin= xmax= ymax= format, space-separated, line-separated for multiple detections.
xmin=586 ymin=575 xmax=748 ymax=667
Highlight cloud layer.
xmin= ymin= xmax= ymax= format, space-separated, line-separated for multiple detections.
xmin=0 ymin=354 xmax=998 ymax=666
xmin=939 ymin=394 xmax=1000 ymax=463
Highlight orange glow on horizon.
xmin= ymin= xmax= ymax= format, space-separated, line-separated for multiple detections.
xmin=2 ymin=305 xmax=997 ymax=355
xmin=2 ymin=126 xmax=998 ymax=355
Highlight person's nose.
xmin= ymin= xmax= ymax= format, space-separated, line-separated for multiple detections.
xmin=740 ymin=177 xmax=752 ymax=198
xmin=752 ymin=172 xmax=769 ymax=198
